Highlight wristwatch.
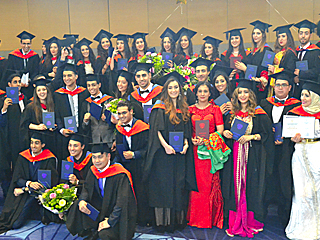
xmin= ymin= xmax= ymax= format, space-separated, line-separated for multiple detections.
xmin=22 ymin=187 xmax=26 ymax=192
xmin=253 ymin=134 xmax=258 ymax=141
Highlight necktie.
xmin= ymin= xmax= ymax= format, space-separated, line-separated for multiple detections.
xmin=275 ymin=99 xmax=285 ymax=104
xmin=121 ymin=124 xmax=131 ymax=128
xmin=91 ymin=96 xmax=100 ymax=101
xmin=98 ymin=178 xmax=104 ymax=197
xmin=140 ymin=89 xmax=150 ymax=94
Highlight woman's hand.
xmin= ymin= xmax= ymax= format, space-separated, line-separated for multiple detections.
xmin=238 ymin=135 xmax=253 ymax=144
xmin=110 ymin=115 xmax=118 ymax=125
xmin=164 ymin=144 xmax=176 ymax=155
xmin=38 ymin=123 xmax=47 ymax=131
xmin=180 ymin=143 xmax=189 ymax=154
xmin=48 ymin=72 xmax=55 ymax=78
xmin=69 ymin=174 xmax=78 ymax=185
xmin=192 ymin=136 xmax=203 ymax=145
xmin=291 ymin=133 xmax=302 ymax=143
xmin=167 ymin=60 xmax=174 ymax=68
xmin=61 ymin=47 xmax=68 ymax=61
xmin=223 ymin=130 xmax=233 ymax=139
xmin=235 ymin=61 xmax=247 ymax=72
xmin=229 ymin=69 xmax=237 ymax=79
xmin=268 ymin=64 xmax=275 ymax=74
xmin=220 ymin=103 xmax=229 ymax=115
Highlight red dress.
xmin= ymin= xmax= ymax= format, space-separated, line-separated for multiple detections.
xmin=187 ymin=103 xmax=224 ymax=228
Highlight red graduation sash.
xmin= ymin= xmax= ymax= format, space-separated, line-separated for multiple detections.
xmin=77 ymin=60 xmax=83 ymax=66
xmin=55 ymin=86 xmax=86 ymax=96
xmin=266 ymin=97 xmax=301 ymax=107
xmin=0 ymin=89 xmax=5 ymax=95
xmin=131 ymin=85 xmax=163 ymax=103
xmin=9 ymin=49 xmax=38 ymax=59
xmin=0 ymin=57 xmax=5 ymax=61
xmin=116 ymin=120 xmax=149 ymax=137
xmin=289 ymin=105 xmax=320 ymax=119
xmin=67 ymin=152 xmax=92 ymax=171
xmin=85 ymin=95 xmax=113 ymax=105
xmin=20 ymin=149 xmax=56 ymax=163
xmin=296 ymin=44 xmax=320 ymax=51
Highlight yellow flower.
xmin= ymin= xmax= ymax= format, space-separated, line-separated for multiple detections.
xmin=57 ymin=189 xmax=63 ymax=194
xmin=59 ymin=199 xmax=66 ymax=207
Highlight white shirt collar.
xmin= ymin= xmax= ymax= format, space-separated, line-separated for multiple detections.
xmin=140 ymin=83 xmax=153 ymax=93
xmin=98 ymin=161 xmax=110 ymax=173
xmin=66 ymin=85 xmax=78 ymax=92
xmin=91 ymin=92 xmax=102 ymax=99
xmin=275 ymin=95 xmax=289 ymax=101
xmin=301 ymin=42 xmax=311 ymax=50
xmin=31 ymin=149 xmax=43 ymax=157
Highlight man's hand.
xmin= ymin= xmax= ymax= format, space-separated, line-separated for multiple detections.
xmin=2 ymin=98 xmax=12 ymax=112
xmin=62 ymin=129 xmax=74 ymax=137
xmin=14 ymin=188 xmax=24 ymax=197
xmin=69 ymin=174 xmax=78 ymax=185
xmin=123 ymin=151 xmax=134 ymax=160
xmin=79 ymin=200 xmax=91 ymax=214
xmin=83 ymin=113 xmax=91 ymax=123
xmin=98 ymin=218 xmax=110 ymax=231
xmin=29 ymin=182 xmax=43 ymax=190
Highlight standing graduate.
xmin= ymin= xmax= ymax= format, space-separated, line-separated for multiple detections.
xmin=109 ymin=34 xmax=132 ymax=71
xmin=66 ymin=142 xmax=137 ymax=240
xmin=221 ymin=28 xmax=249 ymax=80
xmin=222 ymin=79 xmax=274 ymax=238
xmin=114 ymin=100 xmax=151 ymax=226
xmin=174 ymin=27 xmax=197 ymax=66
xmin=0 ymin=39 xmax=8 ymax=90
xmin=4 ymin=31 xmax=40 ymax=99
xmin=113 ymin=70 xmax=135 ymax=100
xmin=293 ymin=19 xmax=320 ymax=98
xmin=160 ymin=27 xmax=177 ymax=68
xmin=130 ymin=32 xmax=149 ymax=61
xmin=81 ymin=74 xmax=114 ymax=145
xmin=0 ymin=132 xmax=59 ymax=233
xmin=200 ymin=36 xmax=223 ymax=65
xmin=1 ymin=72 xmax=28 ymax=169
xmin=144 ymin=75 xmax=197 ymax=232
xmin=260 ymin=72 xmax=300 ymax=226
xmin=39 ymin=37 xmax=60 ymax=80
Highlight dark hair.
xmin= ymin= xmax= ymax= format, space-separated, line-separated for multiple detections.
xmin=177 ymin=35 xmax=193 ymax=56
xmin=44 ymin=41 xmax=61 ymax=68
xmin=274 ymin=31 xmax=296 ymax=57
xmin=7 ymin=73 xmax=21 ymax=83
xmin=161 ymin=36 xmax=176 ymax=55
xmin=131 ymin=38 xmax=148 ymax=57
xmin=194 ymin=81 xmax=214 ymax=101
xmin=79 ymin=45 xmax=96 ymax=65
xmin=212 ymin=73 xmax=233 ymax=99
xmin=114 ymin=75 xmax=134 ymax=100
xmin=97 ymin=37 xmax=113 ymax=63
xmin=20 ymin=39 xmax=32 ymax=43
xmin=117 ymin=100 xmax=132 ymax=111
xmin=117 ymin=40 xmax=131 ymax=59
xmin=225 ymin=34 xmax=246 ymax=61
xmin=251 ymin=28 xmax=267 ymax=53
xmin=32 ymin=85 xmax=55 ymax=123
xmin=200 ymin=42 xmax=219 ymax=60
xmin=160 ymin=78 xmax=190 ymax=124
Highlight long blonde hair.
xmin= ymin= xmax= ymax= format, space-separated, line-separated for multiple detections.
xmin=230 ymin=88 xmax=257 ymax=122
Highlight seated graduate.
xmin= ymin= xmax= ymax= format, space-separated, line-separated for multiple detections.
xmin=0 ymin=132 xmax=59 ymax=233
xmin=114 ymin=100 xmax=151 ymax=226
xmin=66 ymin=142 xmax=137 ymax=240
xmin=81 ymin=74 xmax=114 ymax=146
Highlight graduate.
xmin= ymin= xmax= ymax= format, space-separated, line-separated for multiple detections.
xmin=190 ymin=57 xmax=214 ymax=84
xmin=128 ymin=63 xmax=162 ymax=118
xmin=1 ymin=72 xmax=28 ymax=169
xmin=109 ymin=34 xmax=132 ymax=71
xmin=62 ymin=34 xmax=80 ymax=62
xmin=200 ymin=36 xmax=223 ymax=64
xmin=4 ymin=31 xmax=40 ymax=99
xmin=144 ymin=74 xmax=197 ymax=232
xmin=130 ymin=32 xmax=149 ymax=61
xmin=66 ymin=142 xmax=137 ymax=240
xmin=293 ymin=19 xmax=320 ymax=98
xmin=54 ymin=63 xmax=89 ymax=160
xmin=174 ymin=27 xmax=197 ymax=66
xmin=39 ymin=36 xmax=60 ymax=80
xmin=81 ymin=74 xmax=114 ymax=145
xmin=0 ymin=132 xmax=59 ymax=233
xmin=0 ymin=39 xmax=8 ymax=90
xmin=160 ymin=27 xmax=177 ymax=68
xmin=113 ymin=70 xmax=135 ymax=100
xmin=260 ymin=71 xmax=300 ymax=226
xmin=114 ymin=100 xmax=151 ymax=226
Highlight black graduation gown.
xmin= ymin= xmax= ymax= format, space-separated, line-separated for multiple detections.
xmin=66 ymin=164 xmax=137 ymax=240
xmin=260 ymin=97 xmax=301 ymax=225
xmin=220 ymin=50 xmax=249 ymax=79
xmin=95 ymin=56 xmax=115 ymax=96
xmin=76 ymin=60 xmax=97 ymax=88
xmin=144 ymin=107 xmax=197 ymax=211
xmin=0 ymin=57 xmax=8 ymax=90
xmin=4 ymin=49 xmax=40 ymax=99
xmin=19 ymin=102 xmax=58 ymax=156
xmin=0 ymin=149 xmax=58 ymax=234
xmin=115 ymin=118 xmax=151 ymax=224
xmin=39 ymin=59 xmax=58 ymax=80
xmin=221 ymin=110 xmax=274 ymax=222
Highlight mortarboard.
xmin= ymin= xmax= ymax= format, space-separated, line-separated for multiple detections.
xmin=210 ymin=65 xmax=233 ymax=79
xmin=294 ymin=19 xmax=317 ymax=33
xmin=63 ymin=63 xmax=77 ymax=74
xmin=86 ymin=74 xmax=100 ymax=83
xmin=223 ymin=28 xmax=246 ymax=40
xmin=30 ymin=131 xmax=46 ymax=143
xmin=301 ymin=79 xmax=320 ymax=96
xmin=59 ymin=37 xmax=76 ymax=48
xmin=273 ymin=24 xmax=294 ymax=35
xmin=157 ymin=71 xmax=186 ymax=86
xmin=74 ymin=38 xmax=93 ymax=49
xmin=250 ymin=20 xmax=272 ymax=32
xmin=190 ymin=57 xmax=214 ymax=69
xmin=94 ymin=29 xmax=113 ymax=42
xmin=202 ymin=36 xmax=223 ymax=48
xmin=160 ymin=27 xmax=177 ymax=42
xmin=269 ymin=71 xmax=294 ymax=85
xmin=69 ymin=132 xmax=90 ymax=145
xmin=236 ymin=78 xmax=256 ymax=91
xmin=90 ymin=142 xmax=111 ymax=154
xmin=176 ymin=27 xmax=197 ymax=41
xmin=46 ymin=36 xmax=59 ymax=46
xmin=131 ymin=62 xmax=153 ymax=74
xmin=6 ymin=70 xmax=22 ymax=82
xmin=17 ymin=31 xmax=35 ymax=40
xmin=31 ymin=78 xmax=51 ymax=87
xmin=63 ymin=34 xmax=79 ymax=40
xmin=113 ymin=34 xmax=130 ymax=43
xmin=131 ymin=32 xmax=148 ymax=41
xmin=118 ymin=70 xmax=134 ymax=83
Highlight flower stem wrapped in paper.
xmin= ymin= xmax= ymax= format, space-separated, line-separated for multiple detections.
xmin=105 ymin=98 xmax=125 ymax=120
xmin=39 ymin=183 xmax=77 ymax=214
xmin=197 ymin=132 xmax=231 ymax=174
xmin=139 ymin=51 xmax=164 ymax=79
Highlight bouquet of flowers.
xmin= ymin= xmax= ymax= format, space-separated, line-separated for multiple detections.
xmin=165 ymin=63 xmax=197 ymax=89
xmin=39 ymin=183 xmax=77 ymax=214
xmin=105 ymin=98 xmax=125 ymax=119
xmin=139 ymin=52 xmax=164 ymax=77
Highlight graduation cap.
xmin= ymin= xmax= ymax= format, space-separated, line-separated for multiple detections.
xmin=63 ymin=63 xmax=77 ymax=74
xmin=31 ymin=78 xmax=51 ymax=87
xmin=69 ymin=132 xmax=90 ymax=145
xmin=294 ymin=19 xmax=317 ymax=33
xmin=30 ymin=130 xmax=52 ymax=143
xmin=176 ymin=27 xmax=197 ymax=41
xmin=6 ymin=70 xmax=22 ymax=82
xmin=74 ymin=38 xmax=93 ymax=49
xmin=236 ymin=79 xmax=256 ymax=91
xmin=131 ymin=62 xmax=153 ymax=74
xmin=189 ymin=57 xmax=214 ymax=70
xmin=63 ymin=34 xmax=79 ymax=41
xmin=301 ymin=79 xmax=320 ymax=96
xmin=223 ymin=28 xmax=246 ymax=40
xmin=17 ymin=31 xmax=35 ymax=40
xmin=317 ymin=20 xmax=320 ymax=37
xmin=59 ymin=37 xmax=76 ymax=48
xmin=86 ymin=74 xmax=100 ymax=83
xmin=210 ymin=65 xmax=233 ymax=79
xmin=250 ymin=20 xmax=272 ymax=32
xmin=94 ymin=29 xmax=113 ymax=42
xmin=273 ymin=24 xmax=294 ymax=35
xmin=131 ymin=32 xmax=148 ymax=41
xmin=113 ymin=34 xmax=130 ymax=43
xmin=90 ymin=142 xmax=111 ymax=154
xmin=269 ymin=71 xmax=294 ymax=85
xmin=157 ymin=71 xmax=186 ymax=86
xmin=118 ymin=70 xmax=134 ymax=83
xmin=160 ymin=27 xmax=177 ymax=42
xmin=202 ymin=36 xmax=223 ymax=48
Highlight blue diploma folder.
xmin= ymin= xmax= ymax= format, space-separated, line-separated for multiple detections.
xmin=38 ymin=170 xmax=51 ymax=188
xmin=245 ymin=65 xmax=258 ymax=80
xmin=42 ymin=112 xmax=55 ymax=129
xmin=230 ymin=118 xmax=249 ymax=141
xmin=90 ymin=102 xmax=102 ymax=120
xmin=169 ymin=132 xmax=184 ymax=152
xmin=108 ymin=47 xmax=114 ymax=58
xmin=143 ymin=105 xmax=153 ymax=123
xmin=64 ymin=116 xmax=78 ymax=133
xmin=261 ymin=50 xmax=276 ymax=67
xmin=6 ymin=87 xmax=19 ymax=104
xmin=61 ymin=160 xmax=74 ymax=180
xmin=273 ymin=122 xmax=283 ymax=142
xmin=117 ymin=58 xmax=128 ymax=70
xmin=214 ymin=93 xmax=230 ymax=115
xmin=116 ymin=144 xmax=128 ymax=162
xmin=162 ymin=52 xmax=173 ymax=68
xmin=86 ymin=203 xmax=100 ymax=221
xmin=296 ymin=60 xmax=308 ymax=71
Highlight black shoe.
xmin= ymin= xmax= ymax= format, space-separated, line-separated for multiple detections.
xmin=84 ymin=230 xmax=99 ymax=240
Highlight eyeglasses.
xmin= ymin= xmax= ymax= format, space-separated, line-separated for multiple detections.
xmin=136 ymin=73 xmax=147 ymax=78
xmin=275 ymin=84 xmax=289 ymax=88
